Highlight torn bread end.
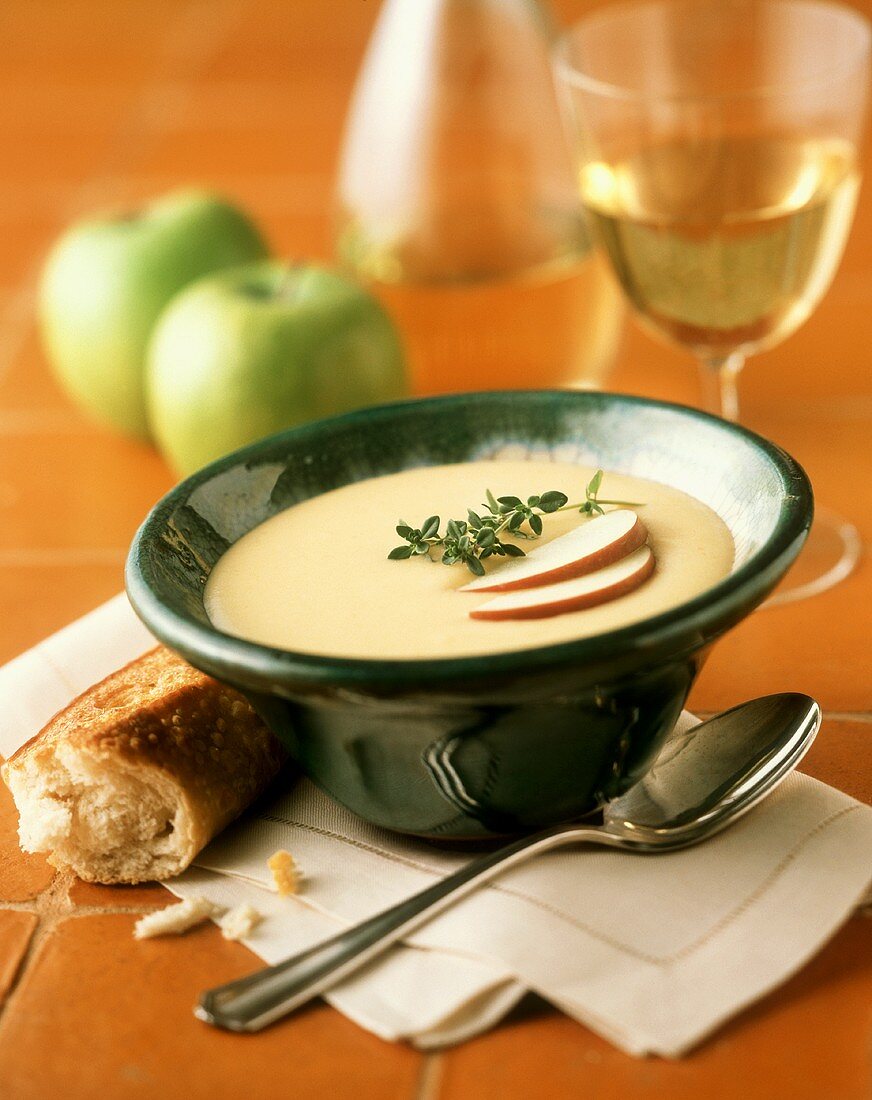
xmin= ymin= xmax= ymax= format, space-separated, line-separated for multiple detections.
xmin=1 ymin=646 xmax=286 ymax=884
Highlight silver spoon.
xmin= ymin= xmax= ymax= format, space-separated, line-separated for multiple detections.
xmin=196 ymin=692 xmax=820 ymax=1033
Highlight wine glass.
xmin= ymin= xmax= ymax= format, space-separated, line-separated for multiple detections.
xmin=555 ymin=0 xmax=871 ymax=604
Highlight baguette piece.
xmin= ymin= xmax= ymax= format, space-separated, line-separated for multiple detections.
xmin=1 ymin=646 xmax=286 ymax=884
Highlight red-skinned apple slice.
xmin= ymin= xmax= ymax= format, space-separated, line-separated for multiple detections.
xmin=469 ymin=545 xmax=655 ymax=621
xmin=459 ymin=509 xmax=647 ymax=593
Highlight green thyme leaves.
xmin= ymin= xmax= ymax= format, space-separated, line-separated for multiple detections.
xmin=388 ymin=470 xmax=641 ymax=576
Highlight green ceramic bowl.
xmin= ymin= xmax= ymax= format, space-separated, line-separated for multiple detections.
xmin=126 ymin=391 xmax=812 ymax=839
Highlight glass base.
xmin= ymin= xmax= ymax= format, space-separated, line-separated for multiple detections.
xmin=762 ymin=506 xmax=862 ymax=608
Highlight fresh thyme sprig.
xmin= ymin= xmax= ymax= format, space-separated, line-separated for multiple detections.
xmin=389 ymin=488 xmax=568 ymax=576
xmin=388 ymin=470 xmax=642 ymax=576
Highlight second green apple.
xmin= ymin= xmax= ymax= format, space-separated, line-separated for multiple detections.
xmin=147 ymin=261 xmax=408 ymax=475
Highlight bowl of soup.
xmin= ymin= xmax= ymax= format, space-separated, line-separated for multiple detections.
xmin=126 ymin=391 xmax=812 ymax=838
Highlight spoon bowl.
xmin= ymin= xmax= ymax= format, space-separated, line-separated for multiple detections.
xmin=197 ymin=693 xmax=820 ymax=1033
xmin=602 ymin=693 xmax=820 ymax=849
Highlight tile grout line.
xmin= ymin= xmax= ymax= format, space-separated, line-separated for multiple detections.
xmin=0 ymin=917 xmax=37 ymax=1023
xmin=0 ymin=868 xmax=74 ymax=1028
xmin=413 ymin=1053 xmax=445 ymax=1100
xmin=0 ymin=902 xmax=169 ymax=919
xmin=0 ymin=174 xmax=334 ymax=226
xmin=0 ymin=550 xmax=128 ymax=566
xmin=0 ymin=410 xmax=94 ymax=434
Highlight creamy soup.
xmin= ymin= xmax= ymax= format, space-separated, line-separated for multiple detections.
xmin=205 ymin=461 xmax=734 ymax=660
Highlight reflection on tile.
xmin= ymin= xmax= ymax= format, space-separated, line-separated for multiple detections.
xmin=690 ymin=556 xmax=872 ymax=715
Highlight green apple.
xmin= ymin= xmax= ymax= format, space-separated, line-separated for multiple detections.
xmin=38 ymin=190 xmax=269 ymax=439
xmin=146 ymin=261 xmax=408 ymax=475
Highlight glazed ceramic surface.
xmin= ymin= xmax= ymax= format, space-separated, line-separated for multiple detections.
xmin=126 ymin=391 xmax=812 ymax=838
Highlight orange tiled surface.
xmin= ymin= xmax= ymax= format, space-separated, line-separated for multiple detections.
xmin=0 ymin=1 xmax=870 ymax=1097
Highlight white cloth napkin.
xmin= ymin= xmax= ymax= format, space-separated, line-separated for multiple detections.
xmin=1 ymin=594 xmax=870 ymax=1056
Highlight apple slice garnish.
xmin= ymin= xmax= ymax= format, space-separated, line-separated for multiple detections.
xmin=469 ymin=545 xmax=655 ymax=621
xmin=459 ymin=509 xmax=648 ymax=593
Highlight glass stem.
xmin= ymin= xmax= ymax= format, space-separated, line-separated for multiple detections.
xmin=698 ymin=352 xmax=745 ymax=422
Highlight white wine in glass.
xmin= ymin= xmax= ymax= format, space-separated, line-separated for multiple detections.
xmin=556 ymin=0 xmax=871 ymax=603
xmin=579 ymin=136 xmax=859 ymax=379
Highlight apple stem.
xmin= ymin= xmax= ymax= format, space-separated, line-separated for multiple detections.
xmin=276 ymin=266 xmax=307 ymax=305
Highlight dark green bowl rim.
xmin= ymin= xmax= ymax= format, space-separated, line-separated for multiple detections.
xmin=126 ymin=390 xmax=812 ymax=688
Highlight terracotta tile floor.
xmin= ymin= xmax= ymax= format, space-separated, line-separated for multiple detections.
xmin=0 ymin=912 xmax=37 ymax=1009
xmin=0 ymin=1 xmax=870 ymax=1097
xmin=0 ymin=911 xmax=422 ymax=1100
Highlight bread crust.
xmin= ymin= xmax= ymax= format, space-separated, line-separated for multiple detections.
xmin=1 ymin=646 xmax=286 ymax=883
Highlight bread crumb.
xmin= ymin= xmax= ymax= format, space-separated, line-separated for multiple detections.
xmin=133 ymin=896 xmax=224 ymax=939
xmin=218 ymin=904 xmax=263 ymax=941
xmin=268 ymin=849 xmax=301 ymax=896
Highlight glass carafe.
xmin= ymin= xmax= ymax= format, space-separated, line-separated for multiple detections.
xmin=334 ymin=0 xmax=622 ymax=396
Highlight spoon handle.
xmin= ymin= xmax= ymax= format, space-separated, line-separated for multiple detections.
xmin=196 ymin=821 xmax=597 ymax=1032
